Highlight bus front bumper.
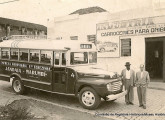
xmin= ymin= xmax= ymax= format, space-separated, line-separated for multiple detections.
xmin=106 ymin=90 xmax=127 ymax=101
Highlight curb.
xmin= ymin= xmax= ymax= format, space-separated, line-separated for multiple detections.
xmin=148 ymin=87 xmax=165 ymax=91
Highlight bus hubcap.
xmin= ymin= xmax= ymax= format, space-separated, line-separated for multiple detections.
xmin=13 ymin=80 xmax=21 ymax=92
xmin=82 ymin=91 xmax=95 ymax=106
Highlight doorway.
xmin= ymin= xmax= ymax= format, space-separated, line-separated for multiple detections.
xmin=145 ymin=37 xmax=164 ymax=81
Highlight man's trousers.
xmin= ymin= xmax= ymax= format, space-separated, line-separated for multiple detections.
xmin=125 ymin=80 xmax=134 ymax=103
xmin=137 ymin=86 xmax=147 ymax=107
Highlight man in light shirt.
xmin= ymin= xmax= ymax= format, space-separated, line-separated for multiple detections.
xmin=121 ymin=62 xmax=135 ymax=105
xmin=135 ymin=64 xmax=150 ymax=109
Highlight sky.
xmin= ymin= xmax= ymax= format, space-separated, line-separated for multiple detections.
xmin=0 ymin=0 xmax=160 ymax=26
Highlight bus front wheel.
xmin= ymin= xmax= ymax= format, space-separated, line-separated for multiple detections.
xmin=79 ymin=87 xmax=101 ymax=110
xmin=12 ymin=78 xmax=25 ymax=95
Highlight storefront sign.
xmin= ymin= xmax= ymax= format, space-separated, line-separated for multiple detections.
xmin=99 ymin=24 xmax=165 ymax=37
xmin=96 ymin=16 xmax=165 ymax=58
xmin=97 ymin=16 xmax=165 ymax=36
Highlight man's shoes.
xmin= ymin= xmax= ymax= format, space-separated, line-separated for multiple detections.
xmin=126 ymin=102 xmax=129 ymax=105
xmin=139 ymin=105 xmax=143 ymax=107
xmin=143 ymin=106 xmax=146 ymax=109
xmin=129 ymin=102 xmax=134 ymax=105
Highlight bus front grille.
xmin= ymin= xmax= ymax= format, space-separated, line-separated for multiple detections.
xmin=111 ymin=81 xmax=122 ymax=91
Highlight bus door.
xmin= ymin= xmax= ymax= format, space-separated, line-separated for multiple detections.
xmin=52 ymin=52 xmax=67 ymax=93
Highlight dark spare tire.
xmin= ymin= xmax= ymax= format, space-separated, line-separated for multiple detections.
xmin=79 ymin=87 xmax=101 ymax=110
xmin=12 ymin=78 xmax=25 ymax=95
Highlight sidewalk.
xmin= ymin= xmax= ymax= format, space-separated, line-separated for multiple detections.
xmin=148 ymin=82 xmax=165 ymax=91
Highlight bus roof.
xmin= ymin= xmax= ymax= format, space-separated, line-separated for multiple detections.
xmin=0 ymin=39 xmax=96 ymax=51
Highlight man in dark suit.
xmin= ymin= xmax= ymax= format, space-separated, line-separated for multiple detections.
xmin=121 ymin=62 xmax=135 ymax=105
xmin=136 ymin=64 xmax=150 ymax=109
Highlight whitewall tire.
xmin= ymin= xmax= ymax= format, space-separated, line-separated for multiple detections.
xmin=79 ymin=87 xmax=101 ymax=110
xmin=12 ymin=79 xmax=25 ymax=95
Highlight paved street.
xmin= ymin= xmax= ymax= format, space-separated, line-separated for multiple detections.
xmin=0 ymin=81 xmax=165 ymax=120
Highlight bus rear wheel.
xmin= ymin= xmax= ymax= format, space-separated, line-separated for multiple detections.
xmin=79 ymin=87 xmax=101 ymax=110
xmin=12 ymin=79 xmax=25 ymax=95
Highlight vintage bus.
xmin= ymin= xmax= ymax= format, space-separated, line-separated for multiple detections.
xmin=0 ymin=38 xmax=126 ymax=109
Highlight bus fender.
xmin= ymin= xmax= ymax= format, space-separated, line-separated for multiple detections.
xmin=10 ymin=73 xmax=22 ymax=83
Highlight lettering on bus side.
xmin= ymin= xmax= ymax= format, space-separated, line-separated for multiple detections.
xmin=5 ymin=67 xmax=21 ymax=73
xmin=25 ymin=69 xmax=47 ymax=77
xmin=0 ymin=61 xmax=50 ymax=77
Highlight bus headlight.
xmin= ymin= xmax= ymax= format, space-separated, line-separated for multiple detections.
xmin=107 ymin=83 xmax=112 ymax=91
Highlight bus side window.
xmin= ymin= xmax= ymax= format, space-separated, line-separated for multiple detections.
xmin=1 ymin=48 xmax=9 ymax=59
xmin=54 ymin=52 xmax=60 ymax=65
xmin=20 ymin=49 xmax=28 ymax=61
xmin=10 ymin=48 xmax=18 ymax=60
xmin=30 ymin=50 xmax=39 ymax=62
xmin=41 ymin=50 xmax=52 ymax=64
xmin=62 ymin=53 xmax=66 ymax=66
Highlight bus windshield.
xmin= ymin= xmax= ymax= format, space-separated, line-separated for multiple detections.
xmin=70 ymin=52 xmax=97 ymax=65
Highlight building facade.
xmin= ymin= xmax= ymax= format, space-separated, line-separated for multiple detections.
xmin=47 ymin=6 xmax=110 ymax=43
xmin=47 ymin=5 xmax=165 ymax=82
xmin=97 ymin=6 xmax=165 ymax=82
xmin=0 ymin=17 xmax=47 ymax=40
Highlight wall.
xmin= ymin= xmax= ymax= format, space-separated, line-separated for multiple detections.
xmin=96 ymin=10 xmax=165 ymax=75
xmin=97 ymin=32 xmax=165 ymax=77
xmin=97 ymin=35 xmax=145 ymax=74
xmin=47 ymin=12 xmax=109 ymax=41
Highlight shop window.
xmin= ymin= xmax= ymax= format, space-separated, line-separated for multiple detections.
xmin=87 ymin=35 xmax=96 ymax=43
xmin=54 ymin=52 xmax=60 ymax=65
xmin=1 ymin=48 xmax=9 ymax=59
xmin=10 ymin=49 xmax=18 ymax=60
xmin=30 ymin=50 xmax=39 ymax=62
xmin=20 ymin=49 xmax=28 ymax=61
xmin=41 ymin=50 xmax=52 ymax=64
xmin=121 ymin=39 xmax=131 ymax=56
xmin=70 ymin=36 xmax=78 ymax=40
